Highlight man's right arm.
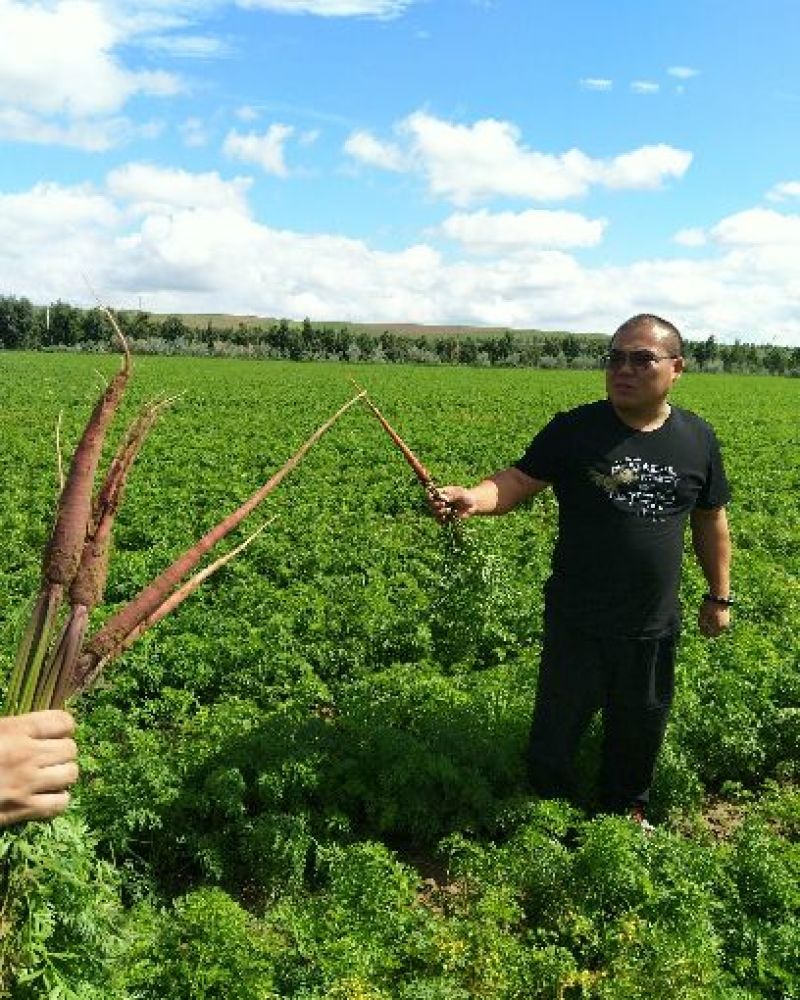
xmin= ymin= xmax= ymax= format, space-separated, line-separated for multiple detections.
xmin=436 ymin=467 xmax=550 ymax=520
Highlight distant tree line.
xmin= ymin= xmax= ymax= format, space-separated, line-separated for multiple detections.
xmin=1 ymin=295 xmax=798 ymax=375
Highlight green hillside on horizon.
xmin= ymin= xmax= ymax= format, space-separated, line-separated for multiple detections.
xmin=135 ymin=310 xmax=607 ymax=341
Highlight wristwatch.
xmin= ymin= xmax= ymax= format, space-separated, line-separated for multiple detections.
xmin=702 ymin=593 xmax=734 ymax=607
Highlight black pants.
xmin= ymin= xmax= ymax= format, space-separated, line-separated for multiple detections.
xmin=527 ymin=618 xmax=677 ymax=812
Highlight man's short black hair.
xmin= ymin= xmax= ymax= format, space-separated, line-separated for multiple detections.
xmin=613 ymin=314 xmax=684 ymax=357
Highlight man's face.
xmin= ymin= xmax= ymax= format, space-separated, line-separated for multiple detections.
xmin=605 ymin=323 xmax=684 ymax=412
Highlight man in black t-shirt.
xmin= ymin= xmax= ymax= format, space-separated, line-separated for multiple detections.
xmin=434 ymin=314 xmax=732 ymax=823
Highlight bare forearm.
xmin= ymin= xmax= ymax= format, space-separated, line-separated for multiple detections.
xmin=464 ymin=477 xmax=506 ymax=515
xmin=436 ymin=467 xmax=548 ymax=521
xmin=467 ymin=467 xmax=548 ymax=515
xmin=691 ymin=508 xmax=731 ymax=595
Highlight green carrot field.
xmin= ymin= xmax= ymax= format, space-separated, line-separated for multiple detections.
xmin=1 ymin=352 xmax=798 ymax=999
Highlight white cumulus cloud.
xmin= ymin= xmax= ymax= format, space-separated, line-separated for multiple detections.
xmin=180 ymin=117 xmax=209 ymax=148
xmin=344 ymin=130 xmax=407 ymax=171
xmin=0 ymin=181 xmax=117 ymax=231
xmin=223 ymin=124 xmax=295 ymax=176
xmin=0 ymin=0 xmax=182 ymax=152
xmin=673 ymin=227 xmax=707 ymax=247
xmin=598 ymin=144 xmax=692 ymax=190
xmin=400 ymin=112 xmax=592 ymax=203
xmin=0 ymin=107 xmax=162 ymax=150
xmin=107 ymin=163 xmax=253 ymax=215
xmin=710 ymin=208 xmax=800 ymax=246
xmin=236 ymin=105 xmax=260 ymax=122
xmin=139 ymin=33 xmax=230 ymax=58
xmin=631 ymin=81 xmax=660 ymax=95
xmin=766 ymin=180 xmax=800 ymax=202
xmin=2 ymin=170 xmax=799 ymax=345
xmin=438 ymin=209 xmax=607 ymax=253
xmin=0 ymin=0 xmax=181 ymax=118
xmin=0 ymin=180 xmax=119 ymax=295
xmin=354 ymin=112 xmax=693 ymax=205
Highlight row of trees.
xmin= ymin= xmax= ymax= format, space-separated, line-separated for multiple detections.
xmin=1 ymin=295 xmax=798 ymax=375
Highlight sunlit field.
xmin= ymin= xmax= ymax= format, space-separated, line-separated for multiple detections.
xmin=1 ymin=352 xmax=797 ymax=999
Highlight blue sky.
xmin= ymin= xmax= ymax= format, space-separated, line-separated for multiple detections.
xmin=1 ymin=0 xmax=799 ymax=343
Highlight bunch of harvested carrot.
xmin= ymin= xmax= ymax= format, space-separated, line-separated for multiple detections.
xmin=3 ymin=310 xmax=365 ymax=715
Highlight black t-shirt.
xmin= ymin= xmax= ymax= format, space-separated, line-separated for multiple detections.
xmin=515 ymin=400 xmax=731 ymax=637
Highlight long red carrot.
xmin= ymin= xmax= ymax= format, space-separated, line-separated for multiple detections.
xmin=4 ymin=313 xmax=131 ymax=716
xmin=66 ymin=391 xmax=366 ymax=698
xmin=50 ymin=520 xmax=273 ymax=708
xmin=32 ymin=399 xmax=168 ymax=710
xmin=43 ymin=317 xmax=130 ymax=588
xmin=113 ymin=520 xmax=273 ymax=653
xmin=32 ymin=606 xmax=88 ymax=712
xmin=73 ymin=398 xmax=168 ymax=611
xmin=350 ymin=380 xmax=455 ymax=516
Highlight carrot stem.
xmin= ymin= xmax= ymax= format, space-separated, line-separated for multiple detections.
xmin=5 ymin=585 xmax=63 ymax=715
xmin=35 ymin=606 xmax=89 ymax=711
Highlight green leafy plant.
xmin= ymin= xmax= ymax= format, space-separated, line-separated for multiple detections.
xmin=0 ymin=813 xmax=127 ymax=999
xmin=123 ymin=887 xmax=279 ymax=1000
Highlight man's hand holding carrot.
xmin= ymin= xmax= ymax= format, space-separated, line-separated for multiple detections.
xmin=0 ymin=710 xmax=78 ymax=827
xmin=429 ymin=486 xmax=479 ymax=522
xmin=431 ymin=470 xmax=550 ymax=524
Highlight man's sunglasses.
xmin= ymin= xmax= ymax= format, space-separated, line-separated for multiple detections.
xmin=603 ymin=349 xmax=679 ymax=371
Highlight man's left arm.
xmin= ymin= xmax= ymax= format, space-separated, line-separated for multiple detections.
xmin=690 ymin=506 xmax=732 ymax=638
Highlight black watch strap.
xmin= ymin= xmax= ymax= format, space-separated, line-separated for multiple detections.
xmin=703 ymin=593 xmax=734 ymax=607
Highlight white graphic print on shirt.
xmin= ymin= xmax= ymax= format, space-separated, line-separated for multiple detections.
xmin=589 ymin=457 xmax=679 ymax=521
